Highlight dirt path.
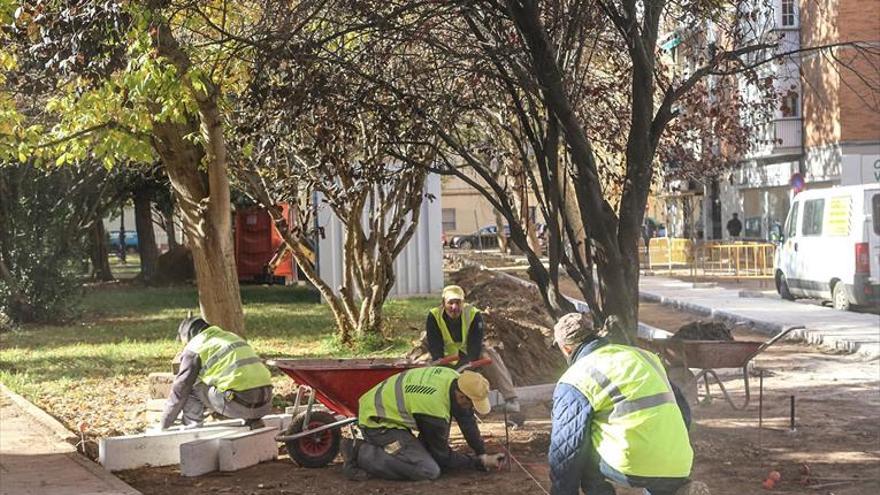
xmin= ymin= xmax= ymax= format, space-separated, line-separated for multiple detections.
xmin=121 ymin=261 xmax=879 ymax=494
xmin=120 ymin=340 xmax=879 ymax=495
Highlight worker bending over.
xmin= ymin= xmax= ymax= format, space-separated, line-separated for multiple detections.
xmin=341 ymin=366 xmax=505 ymax=481
xmin=159 ymin=317 xmax=273 ymax=430
xmin=426 ymin=285 xmax=519 ymax=413
xmin=548 ymin=313 xmax=709 ymax=495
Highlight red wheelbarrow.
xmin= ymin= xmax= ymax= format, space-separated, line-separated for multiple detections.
xmin=639 ymin=326 xmax=803 ymax=410
xmin=267 ymin=356 xmax=489 ymax=467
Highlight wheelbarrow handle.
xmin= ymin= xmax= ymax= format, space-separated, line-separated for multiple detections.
xmin=757 ymin=325 xmax=805 ymax=354
xmin=431 ymin=355 xmax=460 ymax=366
xmin=457 ymin=357 xmax=493 ymax=372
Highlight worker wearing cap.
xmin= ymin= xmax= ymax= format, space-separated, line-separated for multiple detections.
xmin=548 ymin=313 xmax=709 ymax=495
xmin=158 ymin=317 xmax=273 ymax=430
xmin=341 ymin=367 xmax=506 ymax=481
xmin=426 ymin=284 xmax=520 ymax=413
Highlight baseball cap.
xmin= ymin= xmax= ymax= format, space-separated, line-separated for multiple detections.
xmin=442 ymin=285 xmax=465 ymax=301
xmin=553 ymin=312 xmax=595 ymax=347
xmin=457 ymin=371 xmax=491 ymax=415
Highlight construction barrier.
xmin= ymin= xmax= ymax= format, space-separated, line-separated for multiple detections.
xmin=696 ymin=242 xmax=776 ymax=279
xmin=648 ymin=237 xmax=694 ymax=269
xmin=645 ymin=239 xmax=776 ymax=279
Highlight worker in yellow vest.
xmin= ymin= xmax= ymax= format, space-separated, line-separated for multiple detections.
xmin=548 ymin=313 xmax=709 ymax=495
xmin=158 ymin=317 xmax=273 ymax=430
xmin=426 ymin=285 xmax=519 ymax=414
xmin=340 ymin=366 xmax=506 ymax=481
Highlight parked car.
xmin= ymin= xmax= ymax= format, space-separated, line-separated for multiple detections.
xmin=107 ymin=230 xmax=139 ymax=253
xmin=450 ymin=225 xmax=509 ymax=249
xmin=773 ymin=184 xmax=880 ymax=310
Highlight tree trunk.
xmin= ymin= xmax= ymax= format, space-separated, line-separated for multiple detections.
xmin=133 ymin=188 xmax=159 ymax=283
xmin=148 ymin=10 xmax=244 ymax=335
xmin=493 ymin=209 xmax=508 ymax=253
xmin=89 ymin=213 xmax=114 ymax=281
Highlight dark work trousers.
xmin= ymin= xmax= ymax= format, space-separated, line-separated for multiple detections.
xmin=581 ymin=451 xmax=689 ymax=495
xmin=180 ymin=382 xmax=272 ymax=426
xmin=355 ymin=427 xmax=442 ymax=481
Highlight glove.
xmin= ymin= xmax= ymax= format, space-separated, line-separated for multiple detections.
xmin=478 ymin=453 xmax=506 ymax=470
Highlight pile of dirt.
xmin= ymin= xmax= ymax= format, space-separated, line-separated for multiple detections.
xmin=410 ymin=266 xmax=566 ymax=386
xmin=671 ymin=320 xmax=734 ymax=341
xmin=154 ymin=246 xmax=194 ymax=284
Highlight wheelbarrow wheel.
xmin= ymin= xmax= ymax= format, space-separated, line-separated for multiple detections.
xmin=285 ymin=411 xmax=341 ymax=468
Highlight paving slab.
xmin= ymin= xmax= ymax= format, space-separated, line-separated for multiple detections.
xmin=99 ymin=425 xmax=247 ymax=471
xmin=0 ymin=384 xmax=141 ymax=495
xmin=640 ymin=275 xmax=880 ymax=359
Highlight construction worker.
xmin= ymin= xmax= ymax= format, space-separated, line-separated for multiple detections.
xmin=548 ymin=313 xmax=709 ymax=495
xmin=426 ymin=284 xmax=520 ymax=413
xmin=341 ymin=366 xmax=506 ymax=481
xmin=158 ymin=317 xmax=273 ymax=430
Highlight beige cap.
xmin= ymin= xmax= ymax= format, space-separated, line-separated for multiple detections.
xmin=457 ymin=371 xmax=491 ymax=415
xmin=442 ymin=285 xmax=465 ymax=301
xmin=553 ymin=312 xmax=595 ymax=347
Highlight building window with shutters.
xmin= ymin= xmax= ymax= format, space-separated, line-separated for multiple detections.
xmin=781 ymin=0 xmax=796 ymax=27
xmin=442 ymin=208 xmax=456 ymax=232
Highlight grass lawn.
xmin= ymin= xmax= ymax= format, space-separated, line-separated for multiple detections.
xmin=0 ymin=282 xmax=432 ymax=439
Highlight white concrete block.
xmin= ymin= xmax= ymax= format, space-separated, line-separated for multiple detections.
xmin=98 ymin=426 xmax=246 ymax=471
xmin=262 ymin=413 xmax=292 ymax=432
xmin=218 ymin=427 xmax=279 ymax=472
xmin=145 ymin=398 xmax=166 ymax=412
xmin=180 ymin=435 xmax=225 ymax=477
xmin=148 ymin=372 xmax=175 ymax=399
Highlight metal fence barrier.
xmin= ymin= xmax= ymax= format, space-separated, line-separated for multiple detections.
xmin=645 ymin=238 xmax=776 ymax=279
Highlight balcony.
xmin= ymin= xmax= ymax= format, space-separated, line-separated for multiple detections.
xmin=750 ymin=118 xmax=802 ymax=157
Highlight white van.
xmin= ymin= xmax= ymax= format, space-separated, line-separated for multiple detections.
xmin=774 ymin=184 xmax=880 ymax=310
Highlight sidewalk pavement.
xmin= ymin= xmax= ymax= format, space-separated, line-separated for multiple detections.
xmin=0 ymin=384 xmax=141 ymax=495
xmin=640 ymin=274 xmax=880 ymax=359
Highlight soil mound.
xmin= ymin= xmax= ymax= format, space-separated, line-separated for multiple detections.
xmin=155 ymin=246 xmax=194 ymax=284
xmin=671 ymin=320 xmax=733 ymax=341
xmin=410 ymin=266 xmax=566 ymax=386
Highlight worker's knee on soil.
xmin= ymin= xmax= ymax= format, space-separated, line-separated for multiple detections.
xmin=412 ymin=459 xmax=441 ymax=481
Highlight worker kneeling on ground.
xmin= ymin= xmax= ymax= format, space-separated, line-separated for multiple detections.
xmin=426 ymin=285 xmax=520 ymax=414
xmin=341 ymin=366 xmax=506 ymax=481
xmin=158 ymin=317 xmax=273 ymax=430
xmin=549 ymin=313 xmax=709 ymax=495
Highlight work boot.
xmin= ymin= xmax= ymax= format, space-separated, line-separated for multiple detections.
xmin=504 ymin=399 xmax=521 ymax=413
xmin=340 ymin=438 xmax=370 ymax=481
xmin=674 ymin=481 xmax=711 ymax=495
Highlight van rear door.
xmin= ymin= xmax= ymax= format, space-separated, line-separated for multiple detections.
xmin=868 ymin=189 xmax=880 ymax=283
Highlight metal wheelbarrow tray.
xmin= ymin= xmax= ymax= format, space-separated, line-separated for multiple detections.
xmin=267 ymin=357 xmax=424 ymax=467
xmin=639 ymin=326 xmax=802 ymax=410
xmin=266 ymin=355 xmax=478 ymax=467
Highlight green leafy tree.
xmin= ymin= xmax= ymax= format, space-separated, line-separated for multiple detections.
xmin=3 ymin=1 xmax=251 ymax=333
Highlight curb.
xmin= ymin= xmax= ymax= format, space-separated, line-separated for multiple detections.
xmin=639 ymin=291 xmax=878 ymax=359
xmin=0 ymin=382 xmax=77 ymax=444
xmin=0 ymin=383 xmax=143 ymax=495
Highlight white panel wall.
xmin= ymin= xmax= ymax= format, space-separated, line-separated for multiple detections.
xmin=316 ymin=174 xmax=443 ymax=299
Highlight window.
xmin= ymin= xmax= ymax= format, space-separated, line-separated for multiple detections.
xmin=441 ymin=208 xmax=456 ymax=232
xmin=781 ymin=91 xmax=799 ymax=117
xmin=802 ymin=199 xmax=825 ymax=236
xmin=781 ymin=0 xmax=796 ymax=26
xmin=873 ymin=194 xmax=880 ymax=235
xmin=786 ymin=201 xmax=799 ymax=238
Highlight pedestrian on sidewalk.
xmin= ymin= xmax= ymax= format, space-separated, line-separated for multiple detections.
xmin=341 ymin=367 xmax=506 ymax=481
xmin=548 ymin=313 xmax=709 ymax=495
xmin=158 ymin=316 xmax=273 ymax=430
xmin=726 ymin=213 xmax=742 ymax=239
xmin=425 ymin=284 xmax=520 ymax=414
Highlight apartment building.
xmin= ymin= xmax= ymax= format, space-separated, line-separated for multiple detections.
xmin=662 ymin=0 xmax=879 ymax=241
